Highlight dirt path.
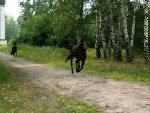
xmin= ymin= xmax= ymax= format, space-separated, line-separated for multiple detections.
xmin=0 ymin=52 xmax=150 ymax=113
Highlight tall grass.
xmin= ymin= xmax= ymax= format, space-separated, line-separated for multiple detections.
xmin=0 ymin=61 xmax=14 ymax=83
xmin=0 ymin=44 xmax=150 ymax=83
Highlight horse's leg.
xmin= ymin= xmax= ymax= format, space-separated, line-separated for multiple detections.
xmin=76 ymin=60 xmax=80 ymax=72
xmin=14 ymin=52 xmax=16 ymax=58
xmin=75 ymin=60 xmax=78 ymax=72
xmin=79 ymin=60 xmax=85 ymax=72
xmin=78 ymin=61 xmax=80 ymax=69
xmin=71 ymin=58 xmax=74 ymax=74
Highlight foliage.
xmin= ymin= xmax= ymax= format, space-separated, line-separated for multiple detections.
xmin=5 ymin=16 xmax=18 ymax=42
xmin=6 ymin=0 xmax=149 ymax=63
xmin=17 ymin=0 xmax=95 ymax=48
xmin=16 ymin=0 xmax=150 ymax=51
xmin=17 ymin=14 xmax=54 ymax=46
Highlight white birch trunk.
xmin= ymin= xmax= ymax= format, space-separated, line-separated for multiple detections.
xmin=95 ymin=0 xmax=101 ymax=58
xmin=101 ymin=28 xmax=107 ymax=60
xmin=110 ymin=10 xmax=117 ymax=61
xmin=98 ymin=6 xmax=107 ymax=59
xmin=120 ymin=0 xmax=132 ymax=62
xmin=76 ymin=1 xmax=84 ymax=44
xmin=144 ymin=0 xmax=149 ymax=63
xmin=117 ymin=19 xmax=123 ymax=61
xmin=110 ymin=11 xmax=116 ymax=48
xmin=131 ymin=0 xmax=138 ymax=59
xmin=76 ymin=29 xmax=81 ymax=44
xmin=108 ymin=37 xmax=112 ymax=60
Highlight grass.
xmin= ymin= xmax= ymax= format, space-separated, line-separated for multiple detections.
xmin=0 ymin=44 xmax=150 ymax=84
xmin=0 ymin=61 xmax=102 ymax=113
xmin=0 ymin=61 xmax=14 ymax=83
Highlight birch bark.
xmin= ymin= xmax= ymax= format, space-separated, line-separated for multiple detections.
xmin=144 ymin=0 xmax=149 ymax=63
xmin=131 ymin=0 xmax=138 ymax=59
xmin=76 ymin=1 xmax=84 ymax=44
xmin=110 ymin=10 xmax=117 ymax=61
xmin=95 ymin=0 xmax=101 ymax=58
xmin=101 ymin=28 xmax=107 ymax=60
xmin=117 ymin=19 xmax=123 ymax=61
xmin=120 ymin=0 xmax=132 ymax=62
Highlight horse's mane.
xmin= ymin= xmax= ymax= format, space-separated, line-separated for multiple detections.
xmin=78 ymin=39 xmax=86 ymax=49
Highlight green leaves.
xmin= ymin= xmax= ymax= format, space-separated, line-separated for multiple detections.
xmin=16 ymin=0 xmax=150 ymax=51
xmin=5 ymin=16 xmax=18 ymax=42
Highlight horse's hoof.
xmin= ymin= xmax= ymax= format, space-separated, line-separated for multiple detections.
xmin=76 ymin=70 xmax=80 ymax=73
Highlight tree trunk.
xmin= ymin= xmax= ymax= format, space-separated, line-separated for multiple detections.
xmin=120 ymin=0 xmax=132 ymax=62
xmin=108 ymin=38 xmax=112 ymax=60
xmin=117 ymin=19 xmax=123 ymax=61
xmin=110 ymin=10 xmax=117 ymax=61
xmin=144 ymin=0 xmax=149 ymax=63
xmin=95 ymin=0 xmax=101 ymax=59
xmin=76 ymin=29 xmax=81 ymax=44
xmin=76 ymin=1 xmax=84 ymax=44
xmin=101 ymin=28 xmax=107 ymax=60
xmin=131 ymin=0 xmax=138 ymax=60
xmin=98 ymin=5 xmax=107 ymax=60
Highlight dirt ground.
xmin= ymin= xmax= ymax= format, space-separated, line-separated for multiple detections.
xmin=0 ymin=52 xmax=150 ymax=113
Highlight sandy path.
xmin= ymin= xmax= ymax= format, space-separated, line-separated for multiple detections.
xmin=0 ymin=52 xmax=150 ymax=113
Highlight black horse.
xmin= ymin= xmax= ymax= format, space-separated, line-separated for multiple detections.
xmin=65 ymin=39 xmax=87 ymax=74
xmin=11 ymin=43 xmax=17 ymax=58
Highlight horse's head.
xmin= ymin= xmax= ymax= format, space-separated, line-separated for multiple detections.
xmin=80 ymin=39 xmax=87 ymax=49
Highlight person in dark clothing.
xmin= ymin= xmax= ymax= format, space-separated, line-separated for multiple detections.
xmin=11 ymin=42 xmax=17 ymax=58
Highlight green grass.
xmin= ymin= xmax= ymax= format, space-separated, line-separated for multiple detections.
xmin=0 ymin=44 xmax=150 ymax=84
xmin=0 ymin=61 xmax=102 ymax=113
xmin=0 ymin=61 xmax=14 ymax=83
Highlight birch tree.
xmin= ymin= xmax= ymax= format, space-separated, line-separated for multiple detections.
xmin=95 ymin=0 xmax=101 ymax=58
xmin=109 ymin=10 xmax=117 ymax=61
xmin=99 ymin=2 xmax=108 ymax=60
xmin=76 ymin=0 xmax=84 ymax=44
xmin=105 ymin=0 xmax=118 ymax=61
xmin=131 ymin=0 xmax=138 ymax=59
xmin=120 ymin=0 xmax=132 ymax=62
xmin=101 ymin=27 xmax=107 ymax=60
xmin=117 ymin=17 xmax=123 ymax=61
xmin=144 ymin=0 xmax=149 ymax=63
